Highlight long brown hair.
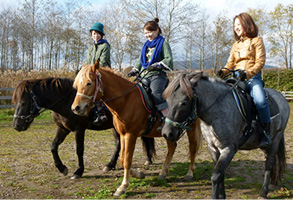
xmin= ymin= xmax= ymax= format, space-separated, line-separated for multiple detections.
xmin=144 ymin=17 xmax=162 ymax=34
xmin=233 ymin=13 xmax=258 ymax=40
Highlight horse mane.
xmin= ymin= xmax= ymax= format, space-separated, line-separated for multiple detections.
xmin=163 ymin=70 xmax=205 ymax=99
xmin=164 ymin=70 xmax=230 ymax=100
xmin=73 ymin=64 xmax=129 ymax=89
xmin=12 ymin=78 xmax=74 ymax=104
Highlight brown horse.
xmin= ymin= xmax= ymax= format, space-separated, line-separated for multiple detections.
xmin=71 ymin=61 xmax=202 ymax=197
xmin=12 ymin=77 xmax=155 ymax=179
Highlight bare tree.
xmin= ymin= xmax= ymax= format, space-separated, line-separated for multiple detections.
xmin=121 ymin=0 xmax=199 ymax=56
xmin=268 ymin=3 xmax=292 ymax=69
xmin=211 ymin=11 xmax=233 ymax=72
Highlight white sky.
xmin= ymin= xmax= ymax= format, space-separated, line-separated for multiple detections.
xmin=200 ymin=0 xmax=292 ymax=19
xmin=0 ymin=0 xmax=291 ymax=66
xmin=1 ymin=0 xmax=291 ymax=12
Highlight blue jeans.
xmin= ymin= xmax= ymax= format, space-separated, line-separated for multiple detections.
xmin=247 ymin=72 xmax=271 ymax=123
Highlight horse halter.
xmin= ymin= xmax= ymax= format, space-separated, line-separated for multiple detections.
xmin=76 ymin=71 xmax=103 ymax=104
xmin=164 ymin=93 xmax=198 ymax=138
xmin=13 ymin=91 xmax=41 ymax=123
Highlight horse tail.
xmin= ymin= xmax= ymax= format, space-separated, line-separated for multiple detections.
xmin=141 ymin=137 xmax=156 ymax=159
xmin=271 ymin=133 xmax=286 ymax=185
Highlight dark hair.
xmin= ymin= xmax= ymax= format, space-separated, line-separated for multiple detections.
xmin=144 ymin=17 xmax=162 ymax=34
xmin=233 ymin=13 xmax=258 ymax=40
xmin=90 ymin=30 xmax=103 ymax=38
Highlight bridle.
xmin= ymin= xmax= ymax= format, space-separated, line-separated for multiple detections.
xmin=76 ymin=71 xmax=103 ymax=106
xmin=13 ymin=91 xmax=41 ymax=123
xmin=164 ymin=93 xmax=198 ymax=139
xmin=14 ymin=87 xmax=75 ymax=123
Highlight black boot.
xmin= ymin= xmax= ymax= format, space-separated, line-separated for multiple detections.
xmin=93 ymin=112 xmax=102 ymax=126
xmin=156 ymin=111 xmax=165 ymax=132
xmin=92 ymin=103 xmax=108 ymax=126
xmin=259 ymin=122 xmax=272 ymax=149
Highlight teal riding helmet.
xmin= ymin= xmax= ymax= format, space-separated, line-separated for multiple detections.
xmin=89 ymin=22 xmax=105 ymax=35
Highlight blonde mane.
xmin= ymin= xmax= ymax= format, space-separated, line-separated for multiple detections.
xmin=73 ymin=64 xmax=92 ymax=89
xmin=73 ymin=64 xmax=129 ymax=89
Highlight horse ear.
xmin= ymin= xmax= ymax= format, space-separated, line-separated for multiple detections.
xmin=92 ymin=60 xmax=100 ymax=72
xmin=190 ymin=71 xmax=203 ymax=88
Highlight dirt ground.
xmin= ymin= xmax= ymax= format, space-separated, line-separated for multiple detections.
xmin=0 ymin=104 xmax=292 ymax=199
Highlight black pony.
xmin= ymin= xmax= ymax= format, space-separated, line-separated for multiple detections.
xmin=12 ymin=77 xmax=155 ymax=179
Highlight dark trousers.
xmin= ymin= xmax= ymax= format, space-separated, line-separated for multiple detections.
xmin=147 ymin=74 xmax=169 ymax=111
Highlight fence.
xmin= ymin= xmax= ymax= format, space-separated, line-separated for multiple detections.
xmin=0 ymin=88 xmax=292 ymax=109
xmin=0 ymin=88 xmax=15 ymax=108
xmin=282 ymin=91 xmax=293 ymax=101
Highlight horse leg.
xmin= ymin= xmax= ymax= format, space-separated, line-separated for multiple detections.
xmin=159 ymin=141 xmax=177 ymax=180
xmin=51 ymin=127 xmax=70 ymax=176
xmin=103 ymin=128 xmax=120 ymax=172
xmin=71 ymin=130 xmax=85 ymax=179
xmin=184 ymin=120 xmax=202 ymax=180
xmin=259 ymin=141 xmax=279 ymax=198
xmin=141 ymin=137 xmax=155 ymax=165
xmin=211 ymin=146 xmax=236 ymax=199
xmin=114 ymin=134 xmax=142 ymax=197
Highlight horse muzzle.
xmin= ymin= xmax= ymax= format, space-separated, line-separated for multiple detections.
xmin=162 ymin=123 xmax=180 ymax=142
xmin=13 ymin=118 xmax=29 ymax=132
xmin=71 ymin=102 xmax=90 ymax=116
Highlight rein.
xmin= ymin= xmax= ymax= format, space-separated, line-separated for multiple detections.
xmin=76 ymin=69 xmax=150 ymax=105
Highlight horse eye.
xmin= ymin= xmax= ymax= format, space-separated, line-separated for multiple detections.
xmin=86 ymin=82 xmax=92 ymax=86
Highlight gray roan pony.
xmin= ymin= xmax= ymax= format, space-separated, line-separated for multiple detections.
xmin=162 ymin=70 xmax=290 ymax=199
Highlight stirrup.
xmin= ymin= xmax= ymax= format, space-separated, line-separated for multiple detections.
xmin=156 ymin=116 xmax=165 ymax=132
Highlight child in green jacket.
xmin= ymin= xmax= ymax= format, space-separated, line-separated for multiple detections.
xmin=86 ymin=22 xmax=111 ymax=126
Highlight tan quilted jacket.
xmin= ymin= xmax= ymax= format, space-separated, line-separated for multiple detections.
xmin=223 ymin=37 xmax=266 ymax=80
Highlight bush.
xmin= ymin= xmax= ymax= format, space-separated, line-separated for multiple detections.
xmin=263 ymin=68 xmax=293 ymax=91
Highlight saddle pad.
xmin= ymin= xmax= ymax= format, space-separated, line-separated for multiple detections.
xmin=264 ymin=89 xmax=279 ymax=117
xmin=136 ymin=83 xmax=154 ymax=113
xmin=232 ymin=88 xmax=280 ymax=121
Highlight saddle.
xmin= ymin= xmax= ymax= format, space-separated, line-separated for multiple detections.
xmin=226 ymin=78 xmax=280 ymax=146
xmin=136 ymin=78 xmax=163 ymax=135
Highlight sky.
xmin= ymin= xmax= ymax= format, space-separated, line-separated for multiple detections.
xmin=200 ymin=0 xmax=292 ymax=19
xmin=1 ymin=0 xmax=291 ymax=14
xmin=0 ymin=0 xmax=291 ymax=67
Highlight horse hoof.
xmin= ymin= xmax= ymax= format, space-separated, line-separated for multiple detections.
xmin=113 ymin=188 xmax=126 ymax=197
xmin=62 ymin=167 xmax=68 ymax=176
xmin=144 ymin=161 xmax=152 ymax=166
xmin=257 ymin=197 xmax=267 ymax=199
xmin=158 ymin=175 xmax=166 ymax=180
xmin=71 ymin=174 xmax=81 ymax=179
xmin=103 ymin=166 xmax=111 ymax=172
xmin=184 ymin=175 xmax=193 ymax=181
